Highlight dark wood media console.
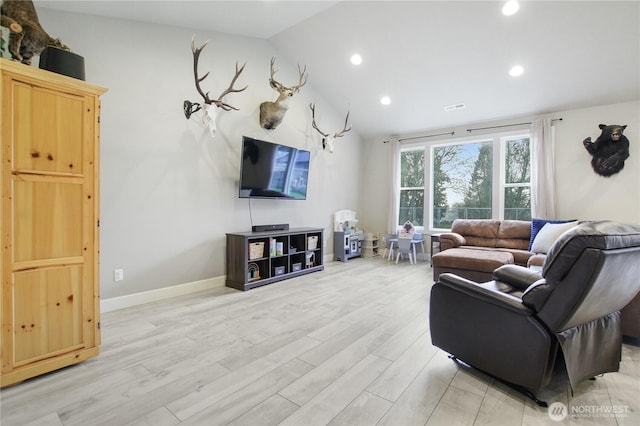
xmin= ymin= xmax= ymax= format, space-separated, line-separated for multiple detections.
xmin=226 ymin=227 xmax=324 ymax=291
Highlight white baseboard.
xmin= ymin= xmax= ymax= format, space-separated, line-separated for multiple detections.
xmin=101 ymin=255 xmax=333 ymax=313
xmin=100 ymin=276 xmax=226 ymax=313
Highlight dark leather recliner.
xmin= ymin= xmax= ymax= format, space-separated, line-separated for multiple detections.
xmin=429 ymin=221 xmax=640 ymax=402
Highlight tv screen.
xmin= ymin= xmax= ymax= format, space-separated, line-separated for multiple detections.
xmin=239 ymin=136 xmax=310 ymax=200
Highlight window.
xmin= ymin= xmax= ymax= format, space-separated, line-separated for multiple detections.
xmin=432 ymin=141 xmax=493 ymax=229
xmin=396 ymin=131 xmax=531 ymax=230
xmin=503 ymin=135 xmax=531 ymax=220
xmin=398 ymin=148 xmax=425 ymax=227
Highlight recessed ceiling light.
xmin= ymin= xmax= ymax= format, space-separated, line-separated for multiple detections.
xmin=350 ymin=54 xmax=362 ymax=65
xmin=509 ymin=65 xmax=524 ymax=76
xmin=502 ymin=1 xmax=520 ymax=16
xmin=380 ymin=96 xmax=391 ymax=105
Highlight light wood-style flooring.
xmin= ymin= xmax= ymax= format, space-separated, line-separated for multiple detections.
xmin=1 ymin=258 xmax=639 ymax=426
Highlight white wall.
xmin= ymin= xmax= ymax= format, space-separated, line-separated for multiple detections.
xmin=34 ymin=9 xmax=640 ymax=302
xmin=554 ymin=101 xmax=639 ymax=223
xmin=360 ymin=101 xmax=640 ymax=232
xmin=38 ymin=9 xmax=363 ymax=300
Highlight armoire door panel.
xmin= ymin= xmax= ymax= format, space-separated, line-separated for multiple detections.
xmin=12 ymin=83 xmax=85 ymax=174
xmin=13 ymin=180 xmax=83 ymax=262
xmin=12 ymin=266 xmax=84 ymax=365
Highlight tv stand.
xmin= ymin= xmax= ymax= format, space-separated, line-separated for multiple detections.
xmin=226 ymin=227 xmax=324 ymax=291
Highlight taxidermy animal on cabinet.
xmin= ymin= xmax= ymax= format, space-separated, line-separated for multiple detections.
xmin=310 ymin=102 xmax=352 ymax=153
xmin=1 ymin=14 xmax=22 ymax=34
xmin=583 ymin=124 xmax=630 ymax=177
xmin=259 ymin=57 xmax=307 ymax=130
xmin=1 ymin=14 xmax=22 ymax=56
xmin=183 ymin=35 xmax=247 ymax=137
xmin=1 ymin=0 xmax=69 ymax=65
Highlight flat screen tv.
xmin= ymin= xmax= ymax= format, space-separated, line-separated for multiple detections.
xmin=239 ymin=136 xmax=310 ymax=200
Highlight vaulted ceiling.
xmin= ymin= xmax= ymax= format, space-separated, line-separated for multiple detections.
xmin=37 ymin=1 xmax=640 ymax=139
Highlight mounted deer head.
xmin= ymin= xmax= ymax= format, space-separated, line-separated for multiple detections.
xmin=259 ymin=57 xmax=308 ymax=130
xmin=183 ymin=35 xmax=247 ymax=137
xmin=310 ymin=103 xmax=352 ymax=153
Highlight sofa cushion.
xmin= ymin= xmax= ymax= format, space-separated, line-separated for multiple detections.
xmin=529 ymin=218 xmax=577 ymax=251
xmin=496 ymin=220 xmax=532 ymax=250
xmin=451 ymin=219 xmax=500 ymax=247
xmin=458 ymin=246 xmax=532 ymax=266
xmin=433 ymin=248 xmax=514 ymax=273
xmin=495 ymin=248 xmax=534 ymax=266
xmin=531 ymin=221 xmax=579 ymax=254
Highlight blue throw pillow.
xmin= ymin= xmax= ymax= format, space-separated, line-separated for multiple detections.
xmin=529 ymin=218 xmax=577 ymax=251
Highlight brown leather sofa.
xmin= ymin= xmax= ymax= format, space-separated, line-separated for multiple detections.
xmin=432 ymin=219 xmax=535 ymax=282
xmin=429 ymin=221 xmax=640 ymax=404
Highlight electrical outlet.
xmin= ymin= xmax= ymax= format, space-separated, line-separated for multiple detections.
xmin=114 ymin=269 xmax=124 ymax=282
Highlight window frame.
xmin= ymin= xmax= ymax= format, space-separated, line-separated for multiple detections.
xmin=398 ymin=147 xmax=426 ymax=228
xmin=396 ymin=129 xmax=531 ymax=232
xmin=500 ymin=133 xmax=532 ymax=221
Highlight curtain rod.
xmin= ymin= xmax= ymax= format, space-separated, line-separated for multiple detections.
xmin=466 ymin=118 xmax=563 ymax=133
xmin=384 ymin=117 xmax=563 ymax=143
xmin=383 ymin=131 xmax=455 ymax=143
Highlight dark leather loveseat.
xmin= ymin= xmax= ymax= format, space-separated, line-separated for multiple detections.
xmin=429 ymin=221 xmax=640 ymax=403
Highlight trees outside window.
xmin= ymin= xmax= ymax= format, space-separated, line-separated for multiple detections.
xmin=432 ymin=141 xmax=492 ymax=228
xmin=397 ymin=131 xmax=531 ymax=230
xmin=503 ymin=136 xmax=531 ymax=220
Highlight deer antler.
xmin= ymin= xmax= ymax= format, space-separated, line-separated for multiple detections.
xmin=291 ymin=63 xmax=308 ymax=92
xmin=268 ymin=57 xmax=283 ymax=90
xmin=310 ymin=103 xmax=352 ymax=153
xmin=310 ymin=103 xmax=329 ymax=138
xmin=213 ymin=61 xmax=248 ymax=111
xmin=191 ymin=36 xmax=211 ymax=107
xmin=187 ymin=35 xmax=247 ymax=116
xmin=334 ymin=105 xmax=352 ymax=138
xmin=310 ymin=103 xmax=352 ymax=139
xmin=268 ymin=57 xmax=307 ymax=92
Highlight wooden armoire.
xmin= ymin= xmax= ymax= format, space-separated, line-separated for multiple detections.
xmin=0 ymin=58 xmax=107 ymax=387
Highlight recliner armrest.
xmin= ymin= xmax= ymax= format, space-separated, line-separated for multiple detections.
xmin=437 ymin=273 xmax=532 ymax=315
xmin=493 ymin=264 xmax=544 ymax=291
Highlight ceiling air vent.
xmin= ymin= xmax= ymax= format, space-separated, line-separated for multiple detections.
xmin=444 ymin=103 xmax=466 ymax=112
